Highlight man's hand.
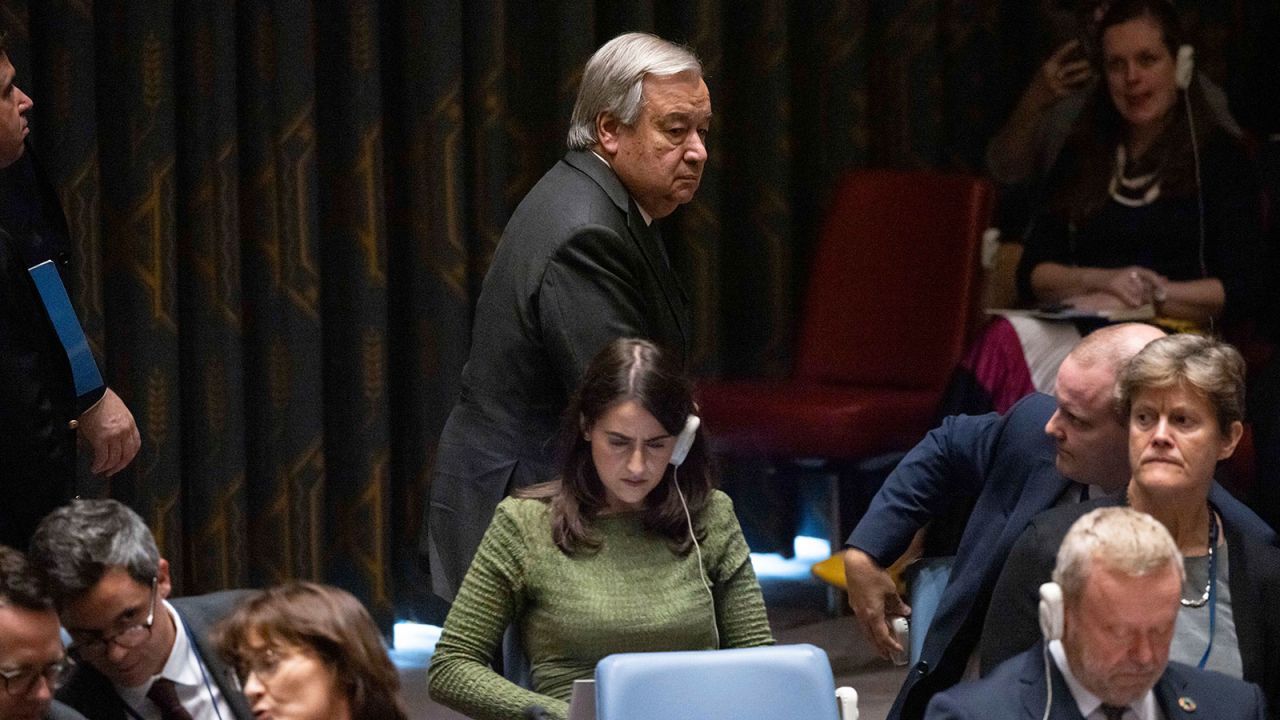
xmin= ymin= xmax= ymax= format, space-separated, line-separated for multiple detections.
xmin=844 ymin=547 xmax=911 ymax=660
xmin=78 ymin=387 xmax=141 ymax=476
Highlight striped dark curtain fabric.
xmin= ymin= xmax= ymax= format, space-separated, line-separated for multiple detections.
xmin=0 ymin=0 xmax=1251 ymax=625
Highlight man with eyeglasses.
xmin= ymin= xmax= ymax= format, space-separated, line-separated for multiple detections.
xmin=28 ymin=500 xmax=252 ymax=720
xmin=0 ymin=545 xmax=85 ymax=720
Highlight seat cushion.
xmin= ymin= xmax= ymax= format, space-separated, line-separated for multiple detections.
xmin=697 ymin=379 xmax=940 ymax=459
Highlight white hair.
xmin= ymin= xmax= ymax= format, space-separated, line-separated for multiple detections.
xmin=566 ymin=32 xmax=702 ymax=150
xmin=1052 ymin=507 xmax=1184 ymax=603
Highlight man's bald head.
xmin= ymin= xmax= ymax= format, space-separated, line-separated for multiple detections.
xmin=1065 ymin=323 xmax=1167 ymax=384
xmin=1045 ymin=323 xmax=1165 ymax=491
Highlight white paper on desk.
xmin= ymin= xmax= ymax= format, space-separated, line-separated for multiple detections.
xmin=987 ymin=302 xmax=1155 ymax=322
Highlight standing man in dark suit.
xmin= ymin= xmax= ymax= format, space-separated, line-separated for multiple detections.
xmin=28 ymin=500 xmax=252 ymax=720
xmin=926 ymin=507 xmax=1265 ymax=720
xmin=0 ymin=32 xmax=140 ymax=549
xmin=842 ymin=323 xmax=1276 ymax=720
xmin=0 ymin=545 xmax=88 ymax=720
xmin=423 ymin=32 xmax=706 ymax=601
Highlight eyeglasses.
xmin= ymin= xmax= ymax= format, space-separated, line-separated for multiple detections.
xmin=0 ymin=657 xmax=75 ymax=696
xmin=66 ymin=577 xmax=157 ymax=658
xmin=234 ymin=646 xmax=295 ymax=684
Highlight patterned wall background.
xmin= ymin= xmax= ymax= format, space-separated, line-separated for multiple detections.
xmin=0 ymin=0 xmax=1272 ymax=626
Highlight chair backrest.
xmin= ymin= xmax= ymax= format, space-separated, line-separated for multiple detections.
xmin=594 ymin=644 xmax=839 ymax=720
xmin=795 ymin=169 xmax=993 ymax=390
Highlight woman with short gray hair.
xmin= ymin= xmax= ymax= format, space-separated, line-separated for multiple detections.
xmin=983 ymin=334 xmax=1280 ymax=714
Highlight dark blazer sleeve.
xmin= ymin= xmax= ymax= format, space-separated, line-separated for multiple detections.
xmin=978 ymin=498 xmax=1115 ymax=674
xmin=175 ymin=591 xmax=257 ymax=720
xmin=46 ymin=700 xmax=91 ymax=720
xmin=1225 ymin=532 xmax=1280 ymax=719
xmin=846 ymin=409 xmax=1007 ymax=566
xmin=980 ymin=515 xmax=1059 ymax=674
xmin=55 ymin=665 xmax=125 ymax=719
xmin=923 ymin=688 xmax=982 ymax=720
xmin=539 ymin=223 xmax=653 ymax=394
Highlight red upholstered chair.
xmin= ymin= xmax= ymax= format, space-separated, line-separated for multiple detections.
xmin=698 ymin=169 xmax=994 ymax=554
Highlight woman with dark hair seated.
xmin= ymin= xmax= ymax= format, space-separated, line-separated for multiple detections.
xmin=428 ymin=338 xmax=773 ymax=720
xmin=949 ymin=0 xmax=1267 ymax=415
xmin=215 ymin=582 xmax=408 ymax=720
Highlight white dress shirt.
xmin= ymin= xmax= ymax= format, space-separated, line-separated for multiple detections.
xmin=1049 ymin=639 xmax=1164 ymax=720
xmin=116 ymin=600 xmax=236 ymax=720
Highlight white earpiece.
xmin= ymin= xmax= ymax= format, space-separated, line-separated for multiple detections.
xmin=670 ymin=415 xmax=700 ymax=467
xmin=1038 ymin=582 xmax=1064 ymax=720
xmin=1175 ymin=45 xmax=1194 ymax=91
xmin=1038 ymin=582 xmax=1064 ymax=642
xmin=668 ymin=414 xmax=717 ymax=648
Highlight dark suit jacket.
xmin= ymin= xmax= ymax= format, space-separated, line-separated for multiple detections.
xmin=57 ymin=591 xmax=254 ymax=720
xmin=423 ymin=150 xmax=691 ymax=600
xmin=0 ymin=149 xmax=94 ymax=547
xmin=983 ymin=496 xmax=1280 ymax=717
xmin=846 ymin=392 xmax=1277 ymax=720
xmin=925 ymin=645 xmax=1265 ymax=720
xmin=47 ymin=700 xmax=89 ymax=720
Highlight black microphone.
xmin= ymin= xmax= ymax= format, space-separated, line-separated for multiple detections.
xmin=524 ymin=706 xmax=551 ymax=720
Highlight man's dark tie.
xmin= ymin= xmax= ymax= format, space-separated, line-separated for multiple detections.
xmin=147 ymin=678 xmax=194 ymax=720
xmin=1101 ymin=704 xmax=1127 ymax=720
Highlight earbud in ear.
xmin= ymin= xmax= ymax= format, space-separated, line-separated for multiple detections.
xmin=1038 ymin=582 xmax=1064 ymax=642
xmin=669 ymin=415 xmax=701 ymax=467
xmin=1175 ymin=45 xmax=1194 ymax=90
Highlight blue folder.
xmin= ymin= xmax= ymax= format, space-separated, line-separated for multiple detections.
xmin=28 ymin=259 xmax=104 ymax=399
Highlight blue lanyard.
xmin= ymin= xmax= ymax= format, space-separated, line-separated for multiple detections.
xmin=121 ymin=616 xmax=226 ymax=720
xmin=1195 ymin=508 xmax=1219 ymax=670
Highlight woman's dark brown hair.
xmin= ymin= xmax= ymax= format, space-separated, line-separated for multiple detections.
xmin=215 ymin=582 xmax=407 ymax=720
xmin=516 ymin=337 xmax=714 ymax=554
xmin=1048 ymin=0 xmax=1217 ymax=222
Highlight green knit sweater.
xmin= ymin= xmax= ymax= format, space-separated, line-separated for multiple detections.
xmin=427 ymin=490 xmax=774 ymax=720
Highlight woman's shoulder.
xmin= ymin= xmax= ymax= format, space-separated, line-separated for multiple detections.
xmin=702 ymin=489 xmax=734 ymax=513
xmin=696 ymin=490 xmax=739 ymax=531
xmin=494 ymin=495 xmax=552 ymax=530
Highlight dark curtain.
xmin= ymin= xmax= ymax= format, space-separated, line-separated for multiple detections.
xmin=0 ymin=0 xmax=1260 ymax=625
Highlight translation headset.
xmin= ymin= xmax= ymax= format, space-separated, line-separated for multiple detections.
xmin=1038 ymin=582 xmax=1065 ymax=720
xmin=1173 ymin=44 xmax=1210 ymax=285
xmin=668 ymin=414 xmax=721 ymax=649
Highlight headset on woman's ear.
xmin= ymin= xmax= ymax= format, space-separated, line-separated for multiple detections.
xmin=670 ymin=415 xmax=700 ymax=467
xmin=1175 ymin=44 xmax=1194 ymax=90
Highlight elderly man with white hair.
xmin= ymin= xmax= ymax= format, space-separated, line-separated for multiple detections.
xmin=421 ymin=32 xmax=708 ymax=604
xmin=926 ymin=507 xmax=1265 ymax=720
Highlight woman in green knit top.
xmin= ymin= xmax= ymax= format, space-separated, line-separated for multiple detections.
xmin=428 ymin=338 xmax=774 ymax=720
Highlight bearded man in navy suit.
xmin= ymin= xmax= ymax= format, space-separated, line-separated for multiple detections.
xmin=926 ymin=507 xmax=1264 ymax=720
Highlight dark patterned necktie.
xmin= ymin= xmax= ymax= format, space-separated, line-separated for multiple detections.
xmin=146 ymin=678 xmax=194 ymax=720
xmin=1101 ymin=704 xmax=1127 ymax=720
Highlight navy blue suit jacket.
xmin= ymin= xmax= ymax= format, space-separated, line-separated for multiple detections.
xmin=925 ymin=644 xmax=1265 ymax=720
xmin=983 ymin=495 xmax=1280 ymax=717
xmin=846 ymin=392 xmax=1276 ymax=720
